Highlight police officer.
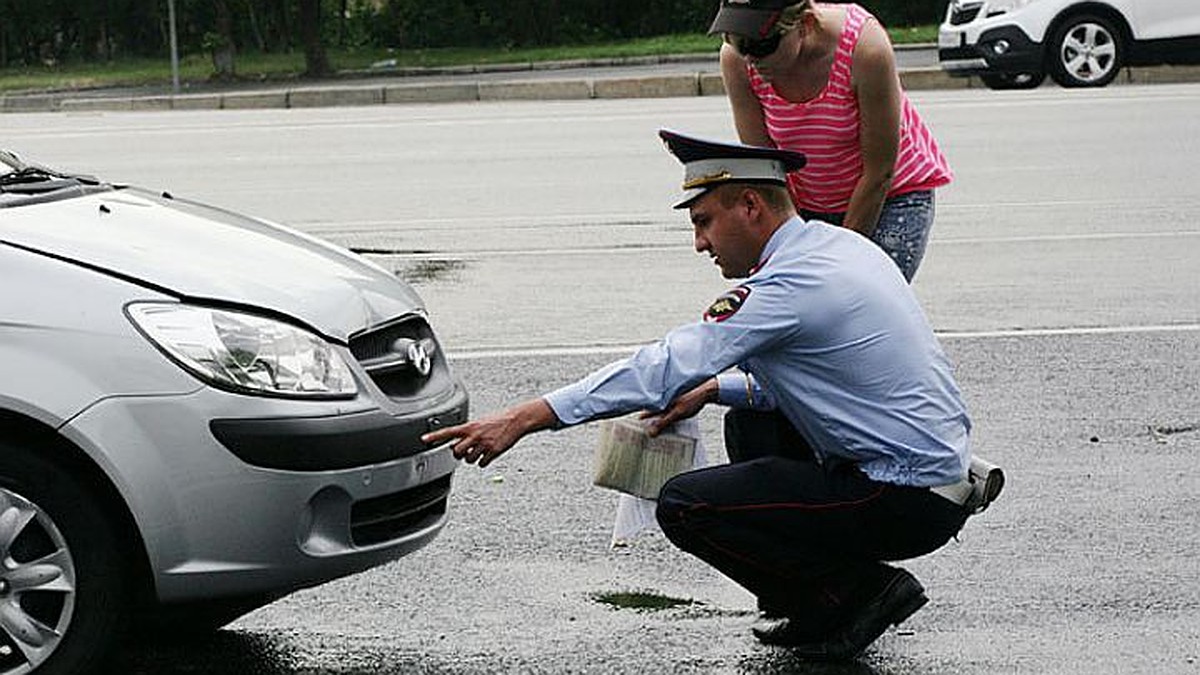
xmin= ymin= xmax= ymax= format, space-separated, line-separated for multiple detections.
xmin=422 ymin=129 xmax=973 ymax=660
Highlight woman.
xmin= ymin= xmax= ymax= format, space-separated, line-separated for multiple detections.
xmin=713 ymin=0 xmax=952 ymax=281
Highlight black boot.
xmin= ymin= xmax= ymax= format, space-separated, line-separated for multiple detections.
xmin=812 ymin=567 xmax=928 ymax=661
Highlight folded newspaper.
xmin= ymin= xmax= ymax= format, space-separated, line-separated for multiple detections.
xmin=593 ymin=416 xmax=697 ymax=500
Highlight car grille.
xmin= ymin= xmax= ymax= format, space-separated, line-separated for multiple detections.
xmin=351 ymin=474 xmax=451 ymax=546
xmin=349 ymin=315 xmax=441 ymax=399
xmin=950 ymin=3 xmax=982 ymax=25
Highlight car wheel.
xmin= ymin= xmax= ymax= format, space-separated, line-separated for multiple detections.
xmin=0 ymin=442 xmax=127 ymax=675
xmin=980 ymin=71 xmax=1047 ymax=90
xmin=1048 ymin=14 xmax=1123 ymax=87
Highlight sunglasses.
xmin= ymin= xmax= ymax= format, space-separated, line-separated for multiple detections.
xmin=725 ymin=31 xmax=784 ymax=59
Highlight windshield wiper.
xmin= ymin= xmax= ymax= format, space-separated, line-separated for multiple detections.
xmin=0 ymin=165 xmax=99 ymax=187
xmin=0 ymin=151 xmax=115 ymax=206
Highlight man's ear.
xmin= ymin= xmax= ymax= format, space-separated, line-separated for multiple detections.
xmin=740 ymin=187 xmax=763 ymax=218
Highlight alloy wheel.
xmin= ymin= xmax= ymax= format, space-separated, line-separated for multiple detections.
xmin=1057 ymin=21 xmax=1118 ymax=85
xmin=0 ymin=489 xmax=75 ymax=675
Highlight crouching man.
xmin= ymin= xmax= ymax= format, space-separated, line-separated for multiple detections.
xmin=423 ymin=129 xmax=974 ymax=660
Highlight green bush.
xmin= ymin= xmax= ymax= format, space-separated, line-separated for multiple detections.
xmin=361 ymin=0 xmax=717 ymax=49
xmin=863 ymin=0 xmax=947 ymax=28
xmin=1 ymin=0 xmax=937 ymax=67
xmin=359 ymin=0 xmax=941 ymax=50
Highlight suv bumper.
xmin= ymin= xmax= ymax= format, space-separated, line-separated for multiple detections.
xmin=939 ymin=23 xmax=1043 ymax=76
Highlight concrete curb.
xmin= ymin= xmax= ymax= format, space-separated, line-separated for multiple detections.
xmin=289 ymin=85 xmax=383 ymax=108
xmin=480 ymin=78 xmax=591 ymax=101
xmin=1118 ymin=63 xmax=1200 ymax=85
xmin=383 ymin=82 xmax=478 ymax=105
xmin=594 ymin=74 xmax=701 ymax=99
xmin=5 ymin=62 xmax=1200 ymax=114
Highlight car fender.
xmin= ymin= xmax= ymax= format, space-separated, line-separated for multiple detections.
xmin=1043 ymin=1 xmax=1136 ymax=45
xmin=0 ymin=245 xmax=203 ymax=423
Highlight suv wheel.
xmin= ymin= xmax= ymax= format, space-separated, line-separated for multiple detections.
xmin=1048 ymin=14 xmax=1123 ymax=87
xmin=0 ymin=443 xmax=127 ymax=675
xmin=980 ymin=71 xmax=1047 ymax=90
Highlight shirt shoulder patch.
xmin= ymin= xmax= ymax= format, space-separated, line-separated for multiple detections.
xmin=704 ymin=286 xmax=751 ymax=323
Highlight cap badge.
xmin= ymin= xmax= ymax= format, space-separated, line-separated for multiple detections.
xmin=683 ymin=170 xmax=733 ymax=190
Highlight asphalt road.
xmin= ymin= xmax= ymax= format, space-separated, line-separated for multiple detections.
xmin=3 ymin=85 xmax=1199 ymax=673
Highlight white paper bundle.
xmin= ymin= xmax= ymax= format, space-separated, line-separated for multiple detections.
xmin=593 ymin=416 xmax=698 ymax=500
xmin=605 ymin=416 xmax=707 ymax=547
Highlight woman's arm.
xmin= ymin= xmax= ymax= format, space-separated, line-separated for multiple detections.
xmin=845 ymin=19 xmax=901 ymax=236
xmin=720 ymin=44 xmax=774 ymax=147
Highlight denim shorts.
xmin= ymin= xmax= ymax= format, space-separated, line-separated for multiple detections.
xmin=801 ymin=190 xmax=936 ymax=282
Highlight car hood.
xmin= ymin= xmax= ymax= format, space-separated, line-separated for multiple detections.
xmin=0 ymin=187 xmax=422 ymax=342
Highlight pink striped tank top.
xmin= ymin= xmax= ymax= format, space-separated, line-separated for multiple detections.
xmin=747 ymin=3 xmax=951 ymax=214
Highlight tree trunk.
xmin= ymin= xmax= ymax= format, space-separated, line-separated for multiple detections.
xmin=338 ymin=0 xmax=348 ymax=47
xmin=299 ymin=0 xmax=331 ymax=77
xmin=212 ymin=0 xmax=237 ymax=80
xmin=245 ymin=0 xmax=266 ymax=52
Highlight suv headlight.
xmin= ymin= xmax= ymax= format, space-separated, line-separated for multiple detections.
xmin=127 ymin=303 xmax=357 ymax=398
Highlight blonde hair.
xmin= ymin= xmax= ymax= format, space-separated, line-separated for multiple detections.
xmin=774 ymin=1 xmax=814 ymax=33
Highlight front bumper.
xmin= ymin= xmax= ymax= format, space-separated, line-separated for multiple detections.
xmin=209 ymin=390 xmax=467 ymax=471
xmin=939 ymin=23 xmax=1044 ymax=76
xmin=64 ymin=381 xmax=467 ymax=603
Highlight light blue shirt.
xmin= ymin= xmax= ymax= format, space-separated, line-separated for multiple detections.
xmin=544 ymin=217 xmax=970 ymax=487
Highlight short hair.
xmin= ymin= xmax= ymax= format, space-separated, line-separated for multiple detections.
xmin=714 ymin=182 xmax=795 ymax=214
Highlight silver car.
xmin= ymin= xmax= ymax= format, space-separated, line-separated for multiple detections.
xmin=0 ymin=150 xmax=467 ymax=674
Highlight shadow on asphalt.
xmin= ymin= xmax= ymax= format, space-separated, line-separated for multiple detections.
xmin=113 ymin=629 xmax=895 ymax=675
xmin=738 ymin=650 xmax=884 ymax=675
xmin=114 ymin=631 xmax=297 ymax=674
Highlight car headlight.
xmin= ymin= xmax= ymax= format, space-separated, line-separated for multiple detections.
xmin=986 ymin=0 xmax=1033 ymax=15
xmin=127 ymin=303 xmax=357 ymax=398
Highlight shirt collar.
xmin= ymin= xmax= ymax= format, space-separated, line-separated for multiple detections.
xmin=750 ymin=215 xmax=802 ymax=276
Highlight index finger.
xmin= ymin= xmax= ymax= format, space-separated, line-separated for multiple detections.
xmin=422 ymin=423 xmax=468 ymax=445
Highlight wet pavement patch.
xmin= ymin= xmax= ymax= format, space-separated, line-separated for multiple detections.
xmin=1149 ymin=423 xmax=1199 ymax=436
xmin=1148 ymin=422 xmax=1200 ymax=442
xmin=393 ymin=259 xmax=467 ymax=284
xmin=591 ymin=590 xmax=697 ymax=611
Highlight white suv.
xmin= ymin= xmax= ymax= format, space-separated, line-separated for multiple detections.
xmin=938 ymin=0 xmax=1200 ymax=88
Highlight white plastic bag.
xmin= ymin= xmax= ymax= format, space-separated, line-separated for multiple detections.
xmin=610 ymin=416 xmax=707 ymax=547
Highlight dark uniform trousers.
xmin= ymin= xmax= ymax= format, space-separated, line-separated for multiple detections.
xmin=655 ymin=409 xmax=968 ymax=634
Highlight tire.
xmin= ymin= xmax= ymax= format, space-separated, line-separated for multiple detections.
xmin=0 ymin=443 xmax=127 ymax=675
xmin=1047 ymin=14 xmax=1123 ymax=87
xmin=980 ymin=71 xmax=1047 ymax=90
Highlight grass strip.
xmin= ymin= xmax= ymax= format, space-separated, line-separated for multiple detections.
xmin=1 ymin=26 xmax=936 ymax=94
